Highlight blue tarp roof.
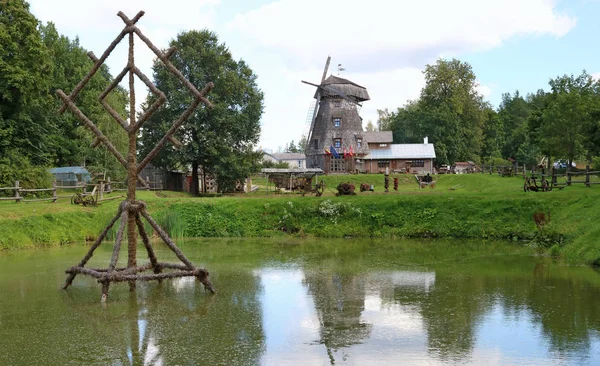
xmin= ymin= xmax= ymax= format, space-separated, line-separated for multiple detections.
xmin=49 ymin=166 xmax=90 ymax=174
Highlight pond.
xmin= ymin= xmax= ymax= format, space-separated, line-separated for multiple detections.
xmin=1 ymin=238 xmax=600 ymax=365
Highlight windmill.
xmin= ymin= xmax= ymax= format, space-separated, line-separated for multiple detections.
xmin=301 ymin=57 xmax=370 ymax=173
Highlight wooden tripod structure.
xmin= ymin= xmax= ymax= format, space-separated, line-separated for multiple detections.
xmin=56 ymin=10 xmax=215 ymax=302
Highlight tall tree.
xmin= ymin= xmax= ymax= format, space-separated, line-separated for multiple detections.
xmin=0 ymin=0 xmax=52 ymax=165
xmin=39 ymin=22 xmax=129 ymax=179
xmin=389 ymin=100 xmax=423 ymax=144
xmin=480 ymin=105 xmax=504 ymax=162
xmin=365 ymin=120 xmax=376 ymax=132
xmin=298 ymin=134 xmax=308 ymax=153
xmin=376 ymin=108 xmax=391 ymax=131
xmin=285 ymin=140 xmax=299 ymax=153
xmin=140 ymin=30 xmax=264 ymax=194
xmin=498 ymin=91 xmax=532 ymax=160
xmin=536 ymin=71 xmax=599 ymax=168
xmin=390 ymin=59 xmax=486 ymax=165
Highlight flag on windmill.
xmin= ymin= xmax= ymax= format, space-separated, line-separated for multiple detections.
xmin=343 ymin=147 xmax=348 ymax=158
xmin=330 ymin=145 xmax=341 ymax=159
xmin=324 ymin=147 xmax=332 ymax=156
xmin=349 ymin=145 xmax=354 ymax=157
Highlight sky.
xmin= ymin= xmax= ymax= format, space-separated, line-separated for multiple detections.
xmin=28 ymin=0 xmax=600 ymax=152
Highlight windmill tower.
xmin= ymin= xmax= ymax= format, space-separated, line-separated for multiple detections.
xmin=302 ymin=56 xmax=370 ymax=173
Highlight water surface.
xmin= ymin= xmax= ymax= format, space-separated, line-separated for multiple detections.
xmin=1 ymin=238 xmax=599 ymax=365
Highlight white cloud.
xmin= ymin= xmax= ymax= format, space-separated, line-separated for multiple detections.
xmin=592 ymin=72 xmax=600 ymax=81
xmin=28 ymin=0 xmax=576 ymax=151
xmin=227 ymin=0 xmax=576 ymax=72
xmin=225 ymin=0 xmax=575 ymax=149
xmin=476 ymin=83 xmax=493 ymax=98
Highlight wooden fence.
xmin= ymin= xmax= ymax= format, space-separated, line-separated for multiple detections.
xmin=0 ymin=177 xmax=163 ymax=203
xmin=526 ymin=168 xmax=600 ymax=188
xmin=0 ymin=180 xmax=59 ymax=203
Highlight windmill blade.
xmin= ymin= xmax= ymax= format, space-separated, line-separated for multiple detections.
xmin=305 ymin=56 xmax=331 ymax=147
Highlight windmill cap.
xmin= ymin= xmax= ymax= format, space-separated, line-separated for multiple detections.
xmin=314 ymin=75 xmax=370 ymax=102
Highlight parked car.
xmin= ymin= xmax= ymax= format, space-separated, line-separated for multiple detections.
xmin=553 ymin=160 xmax=575 ymax=169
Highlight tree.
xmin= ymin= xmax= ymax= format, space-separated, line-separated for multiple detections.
xmin=480 ymin=105 xmax=504 ymax=163
xmin=0 ymin=0 xmax=52 ymax=165
xmin=285 ymin=140 xmax=299 ymax=153
xmin=498 ymin=91 xmax=532 ymax=160
xmin=39 ymin=22 xmax=129 ymax=179
xmin=140 ymin=30 xmax=264 ymax=194
xmin=389 ymin=59 xmax=486 ymax=165
xmin=389 ymin=100 xmax=423 ymax=144
xmin=535 ymin=71 xmax=599 ymax=168
xmin=376 ymin=108 xmax=391 ymax=131
xmin=0 ymin=2 xmax=129 ymax=184
xmin=298 ymin=134 xmax=308 ymax=153
xmin=365 ymin=120 xmax=376 ymax=132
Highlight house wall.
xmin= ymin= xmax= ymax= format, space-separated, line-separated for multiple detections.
xmin=364 ymin=159 xmax=434 ymax=174
xmin=263 ymin=155 xmax=279 ymax=164
xmin=367 ymin=143 xmax=391 ymax=150
xmin=280 ymin=159 xmax=306 ymax=169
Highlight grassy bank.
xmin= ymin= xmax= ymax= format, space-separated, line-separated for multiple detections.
xmin=1 ymin=174 xmax=599 ymax=266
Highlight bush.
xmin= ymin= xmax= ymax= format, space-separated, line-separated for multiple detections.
xmin=0 ymin=150 xmax=53 ymax=196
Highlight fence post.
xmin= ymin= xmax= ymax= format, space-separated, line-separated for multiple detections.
xmin=522 ymin=165 xmax=526 ymax=179
xmin=100 ymin=180 xmax=104 ymax=199
xmin=567 ymin=171 xmax=572 ymax=186
xmin=52 ymin=181 xmax=57 ymax=202
xmin=146 ymin=176 xmax=150 ymax=191
xmin=15 ymin=180 xmax=21 ymax=203
xmin=585 ymin=165 xmax=590 ymax=187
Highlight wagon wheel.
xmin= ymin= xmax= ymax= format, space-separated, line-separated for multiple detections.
xmin=71 ymin=193 xmax=83 ymax=205
xmin=541 ymin=179 xmax=549 ymax=192
xmin=82 ymin=194 xmax=96 ymax=206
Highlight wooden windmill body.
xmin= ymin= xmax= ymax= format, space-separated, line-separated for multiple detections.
xmin=302 ymin=57 xmax=370 ymax=173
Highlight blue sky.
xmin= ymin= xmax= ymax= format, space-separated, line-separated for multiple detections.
xmin=463 ymin=0 xmax=600 ymax=106
xmin=28 ymin=0 xmax=599 ymax=151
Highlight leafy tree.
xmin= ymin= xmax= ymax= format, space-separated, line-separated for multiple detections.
xmin=0 ymin=2 xmax=129 ymax=183
xmin=139 ymin=30 xmax=264 ymax=194
xmin=498 ymin=91 xmax=532 ymax=160
xmin=297 ymin=134 xmax=307 ymax=153
xmin=365 ymin=120 xmax=375 ymax=132
xmin=536 ymin=71 xmax=599 ymax=168
xmin=285 ymin=140 xmax=299 ymax=153
xmin=389 ymin=59 xmax=486 ymax=165
xmin=420 ymin=59 xmax=486 ymax=164
xmin=481 ymin=105 xmax=504 ymax=162
xmin=0 ymin=0 xmax=52 ymax=165
xmin=39 ymin=22 xmax=129 ymax=179
xmin=376 ymin=108 xmax=391 ymax=131
xmin=389 ymin=100 xmax=424 ymax=144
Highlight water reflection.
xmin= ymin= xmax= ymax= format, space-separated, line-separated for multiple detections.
xmin=1 ymin=240 xmax=600 ymax=365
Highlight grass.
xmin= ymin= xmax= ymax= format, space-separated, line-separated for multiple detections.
xmin=1 ymin=173 xmax=599 ymax=266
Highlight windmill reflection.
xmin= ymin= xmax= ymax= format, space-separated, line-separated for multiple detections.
xmin=303 ymin=270 xmax=372 ymax=364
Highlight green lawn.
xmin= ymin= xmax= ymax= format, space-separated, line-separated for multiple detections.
xmin=1 ymin=174 xmax=599 ymax=266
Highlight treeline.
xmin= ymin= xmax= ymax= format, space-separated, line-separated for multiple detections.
xmin=0 ymin=2 xmax=265 ymax=195
xmin=0 ymin=1 xmax=128 ymax=188
xmin=383 ymin=59 xmax=600 ymax=168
